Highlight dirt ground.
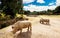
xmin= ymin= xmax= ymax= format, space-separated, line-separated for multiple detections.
xmin=0 ymin=15 xmax=60 ymax=38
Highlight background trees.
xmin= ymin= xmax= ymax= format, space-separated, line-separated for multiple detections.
xmin=53 ymin=6 xmax=60 ymax=15
xmin=24 ymin=6 xmax=60 ymax=15
xmin=0 ymin=0 xmax=23 ymax=18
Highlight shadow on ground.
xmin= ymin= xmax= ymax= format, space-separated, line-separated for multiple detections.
xmin=14 ymin=30 xmax=32 ymax=38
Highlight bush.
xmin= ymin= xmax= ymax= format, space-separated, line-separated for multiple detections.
xmin=0 ymin=23 xmax=9 ymax=29
xmin=0 ymin=15 xmax=11 ymax=21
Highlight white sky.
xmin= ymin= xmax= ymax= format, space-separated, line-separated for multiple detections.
xmin=37 ymin=0 xmax=45 ymax=3
xmin=23 ymin=0 xmax=35 ymax=3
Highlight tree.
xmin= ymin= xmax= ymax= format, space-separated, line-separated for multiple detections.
xmin=46 ymin=9 xmax=53 ymax=15
xmin=24 ymin=10 xmax=30 ymax=15
xmin=17 ymin=0 xmax=23 ymax=14
xmin=54 ymin=6 xmax=60 ymax=14
xmin=1 ymin=0 xmax=18 ymax=18
xmin=1 ymin=0 xmax=23 ymax=18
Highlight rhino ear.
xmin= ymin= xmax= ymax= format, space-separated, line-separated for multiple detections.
xmin=12 ymin=26 xmax=14 ymax=29
xmin=10 ymin=24 xmax=14 ymax=29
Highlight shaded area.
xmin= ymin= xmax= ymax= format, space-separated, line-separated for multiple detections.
xmin=14 ymin=30 xmax=32 ymax=38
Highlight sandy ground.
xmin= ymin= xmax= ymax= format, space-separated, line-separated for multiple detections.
xmin=0 ymin=15 xmax=60 ymax=38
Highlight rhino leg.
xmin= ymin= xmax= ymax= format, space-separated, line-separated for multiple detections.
xmin=20 ymin=29 xmax=22 ymax=33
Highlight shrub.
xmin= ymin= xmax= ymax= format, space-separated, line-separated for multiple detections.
xmin=0 ymin=23 xmax=9 ymax=29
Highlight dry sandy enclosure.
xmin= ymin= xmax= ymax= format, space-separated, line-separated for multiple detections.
xmin=0 ymin=15 xmax=60 ymax=38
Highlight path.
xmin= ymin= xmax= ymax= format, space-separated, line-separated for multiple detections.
xmin=0 ymin=17 xmax=60 ymax=38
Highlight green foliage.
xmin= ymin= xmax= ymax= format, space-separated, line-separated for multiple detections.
xmin=53 ymin=6 xmax=60 ymax=14
xmin=24 ymin=10 xmax=30 ymax=15
xmin=0 ymin=23 xmax=9 ymax=29
xmin=1 ymin=0 xmax=23 ymax=18
xmin=0 ymin=14 xmax=11 ymax=21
